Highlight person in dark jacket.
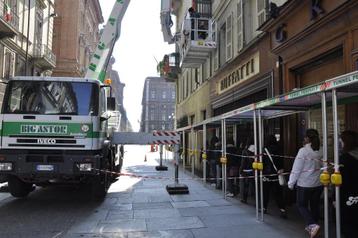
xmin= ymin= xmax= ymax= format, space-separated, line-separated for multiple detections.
xmin=208 ymin=136 xmax=219 ymax=184
xmin=226 ymin=139 xmax=240 ymax=197
xmin=262 ymin=135 xmax=287 ymax=218
xmin=240 ymin=136 xmax=255 ymax=203
xmin=339 ymin=130 xmax=358 ymax=238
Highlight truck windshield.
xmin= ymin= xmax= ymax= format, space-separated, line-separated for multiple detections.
xmin=2 ymin=81 xmax=98 ymax=115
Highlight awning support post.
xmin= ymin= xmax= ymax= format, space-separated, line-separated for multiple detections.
xmin=254 ymin=110 xmax=259 ymax=220
xmin=203 ymin=124 xmax=207 ymax=185
xmin=332 ymin=89 xmax=341 ymax=238
xmin=258 ymin=109 xmax=264 ymax=221
xmin=321 ymin=92 xmax=329 ymax=238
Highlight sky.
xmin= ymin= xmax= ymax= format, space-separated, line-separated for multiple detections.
xmin=99 ymin=0 xmax=174 ymax=132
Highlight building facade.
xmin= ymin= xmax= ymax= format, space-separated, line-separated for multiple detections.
xmin=140 ymin=77 xmax=176 ymax=133
xmin=0 ymin=0 xmax=56 ymax=109
xmin=163 ymin=0 xmax=286 ymax=170
xmin=52 ymin=0 xmax=103 ymax=77
xmin=261 ymin=0 xmax=358 ymax=156
xmin=107 ymin=57 xmax=132 ymax=132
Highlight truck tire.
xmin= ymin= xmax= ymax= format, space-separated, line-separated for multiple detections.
xmin=90 ymin=173 xmax=108 ymax=201
xmin=8 ymin=176 xmax=33 ymax=198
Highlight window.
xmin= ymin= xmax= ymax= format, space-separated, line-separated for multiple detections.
xmin=212 ymin=21 xmax=219 ymax=71
xmin=243 ymin=0 xmax=254 ymax=44
xmin=151 ymin=90 xmax=155 ymax=99
xmin=34 ymin=1 xmax=44 ymax=55
xmin=226 ymin=14 xmax=233 ymax=61
xmin=257 ymin=0 xmax=267 ymax=28
xmin=219 ymin=23 xmax=226 ymax=67
xmin=162 ymin=91 xmax=167 ymax=99
xmin=3 ymin=48 xmax=15 ymax=79
xmin=162 ymin=113 xmax=166 ymax=121
xmin=171 ymin=91 xmax=175 ymax=99
xmin=150 ymin=110 xmax=155 ymax=120
xmin=237 ymin=0 xmax=243 ymax=51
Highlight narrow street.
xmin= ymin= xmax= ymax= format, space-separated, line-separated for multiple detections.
xmin=0 ymin=146 xmax=307 ymax=238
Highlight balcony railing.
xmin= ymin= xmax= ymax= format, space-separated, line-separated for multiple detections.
xmin=33 ymin=44 xmax=57 ymax=68
xmin=0 ymin=1 xmax=19 ymax=37
xmin=157 ymin=53 xmax=181 ymax=82
xmin=180 ymin=16 xmax=216 ymax=68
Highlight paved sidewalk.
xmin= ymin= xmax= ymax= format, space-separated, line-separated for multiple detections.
xmin=65 ymin=146 xmax=307 ymax=238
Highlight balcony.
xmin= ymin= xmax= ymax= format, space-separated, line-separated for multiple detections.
xmin=33 ymin=44 xmax=57 ymax=69
xmin=0 ymin=1 xmax=19 ymax=39
xmin=157 ymin=53 xmax=181 ymax=82
xmin=180 ymin=16 xmax=216 ymax=68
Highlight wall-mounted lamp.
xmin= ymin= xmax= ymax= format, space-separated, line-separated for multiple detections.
xmin=49 ymin=13 xmax=58 ymax=18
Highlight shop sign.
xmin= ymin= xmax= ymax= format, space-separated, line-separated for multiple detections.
xmin=325 ymin=73 xmax=358 ymax=90
xmin=217 ymin=53 xmax=260 ymax=94
xmin=284 ymin=85 xmax=321 ymax=100
xmin=256 ymin=98 xmax=280 ymax=109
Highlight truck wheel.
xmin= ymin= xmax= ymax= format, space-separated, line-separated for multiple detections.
xmin=90 ymin=173 xmax=108 ymax=201
xmin=8 ymin=176 xmax=33 ymax=198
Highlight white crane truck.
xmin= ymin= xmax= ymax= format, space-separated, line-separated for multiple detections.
xmin=0 ymin=0 xmax=130 ymax=199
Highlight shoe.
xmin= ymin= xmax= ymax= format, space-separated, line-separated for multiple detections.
xmin=309 ymin=224 xmax=320 ymax=238
xmin=279 ymin=209 xmax=287 ymax=219
xmin=305 ymin=224 xmax=320 ymax=238
xmin=226 ymin=192 xmax=234 ymax=197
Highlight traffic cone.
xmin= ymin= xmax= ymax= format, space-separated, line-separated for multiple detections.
xmin=144 ymin=155 xmax=147 ymax=162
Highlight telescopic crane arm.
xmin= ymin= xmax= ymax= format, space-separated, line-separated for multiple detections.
xmin=85 ymin=0 xmax=130 ymax=82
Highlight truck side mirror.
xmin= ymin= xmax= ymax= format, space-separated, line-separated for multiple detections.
xmin=107 ymin=97 xmax=115 ymax=111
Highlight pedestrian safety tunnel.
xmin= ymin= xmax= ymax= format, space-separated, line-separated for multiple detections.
xmin=176 ymin=71 xmax=358 ymax=238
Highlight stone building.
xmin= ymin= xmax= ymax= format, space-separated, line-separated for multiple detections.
xmin=52 ymin=0 xmax=103 ymax=77
xmin=0 ymin=0 xmax=56 ymax=109
xmin=106 ymin=57 xmax=132 ymax=132
xmin=260 ymin=0 xmax=358 ymax=155
xmin=140 ymin=77 xmax=176 ymax=133
xmin=161 ymin=0 xmax=286 ymax=169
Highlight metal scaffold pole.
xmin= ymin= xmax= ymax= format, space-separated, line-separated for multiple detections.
xmin=203 ymin=124 xmax=207 ymax=185
xmin=253 ymin=110 xmax=259 ymax=220
xmin=221 ymin=119 xmax=227 ymax=198
xmin=321 ymin=92 xmax=329 ymax=238
xmin=258 ymin=110 xmax=264 ymax=221
xmin=166 ymin=144 xmax=189 ymax=195
xmin=182 ymin=131 xmax=186 ymax=172
xmin=332 ymin=89 xmax=341 ymax=238
xmin=155 ymin=144 xmax=168 ymax=171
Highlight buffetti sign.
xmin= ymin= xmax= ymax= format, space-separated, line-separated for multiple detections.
xmin=217 ymin=52 xmax=260 ymax=94
xmin=21 ymin=125 xmax=68 ymax=134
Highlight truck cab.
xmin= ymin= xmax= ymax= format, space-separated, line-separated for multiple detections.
xmin=0 ymin=77 xmax=120 ymax=199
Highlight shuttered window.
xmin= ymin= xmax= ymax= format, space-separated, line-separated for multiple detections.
xmin=237 ymin=0 xmax=243 ymax=51
xmin=226 ymin=14 xmax=233 ymax=61
xmin=257 ymin=0 xmax=266 ymax=28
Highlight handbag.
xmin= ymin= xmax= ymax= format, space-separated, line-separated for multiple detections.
xmin=264 ymin=148 xmax=287 ymax=186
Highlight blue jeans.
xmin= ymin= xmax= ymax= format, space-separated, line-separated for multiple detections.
xmin=296 ymin=186 xmax=323 ymax=225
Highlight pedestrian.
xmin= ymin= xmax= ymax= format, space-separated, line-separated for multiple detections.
xmin=226 ymin=139 xmax=240 ymax=197
xmin=262 ymin=135 xmax=287 ymax=218
xmin=339 ymin=130 xmax=358 ymax=238
xmin=188 ymin=7 xmax=200 ymax=18
xmin=208 ymin=136 xmax=219 ymax=185
xmin=288 ymin=129 xmax=322 ymax=238
xmin=240 ymin=136 xmax=255 ymax=203
xmin=214 ymin=139 xmax=222 ymax=189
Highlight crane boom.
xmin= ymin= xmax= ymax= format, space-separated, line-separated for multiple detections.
xmin=85 ymin=0 xmax=130 ymax=82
